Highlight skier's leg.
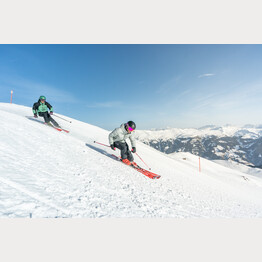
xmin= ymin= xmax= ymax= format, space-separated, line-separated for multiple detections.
xmin=38 ymin=112 xmax=50 ymax=123
xmin=114 ymin=142 xmax=134 ymax=162
xmin=114 ymin=142 xmax=130 ymax=160
xmin=50 ymin=117 xmax=60 ymax=127
xmin=125 ymin=143 xmax=134 ymax=162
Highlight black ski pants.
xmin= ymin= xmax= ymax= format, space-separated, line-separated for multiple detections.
xmin=113 ymin=141 xmax=134 ymax=161
xmin=38 ymin=112 xmax=59 ymax=127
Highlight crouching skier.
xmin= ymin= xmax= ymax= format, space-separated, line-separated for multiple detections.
xmin=32 ymin=96 xmax=61 ymax=128
xmin=109 ymin=121 xmax=138 ymax=167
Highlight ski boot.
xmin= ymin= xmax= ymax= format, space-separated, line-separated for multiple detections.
xmin=121 ymin=159 xmax=131 ymax=165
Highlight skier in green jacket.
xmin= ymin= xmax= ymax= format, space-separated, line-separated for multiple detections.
xmin=32 ymin=96 xmax=60 ymax=127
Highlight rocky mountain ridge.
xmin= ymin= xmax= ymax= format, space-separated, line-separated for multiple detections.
xmin=136 ymin=125 xmax=262 ymax=168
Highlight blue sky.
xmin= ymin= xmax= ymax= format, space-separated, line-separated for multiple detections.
xmin=0 ymin=44 xmax=262 ymax=130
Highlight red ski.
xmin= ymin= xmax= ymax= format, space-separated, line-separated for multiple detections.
xmin=112 ymin=154 xmax=161 ymax=179
xmin=54 ymin=127 xmax=63 ymax=132
xmin=52 ymin=127 xmax=69 ymax=133
xmin=27 ymin=116 xmax=69 ymax=132
xmin=61 ymin=128 xmax=70 ymax=133
xmin=44 ymin=123 xmax=62 ymax=131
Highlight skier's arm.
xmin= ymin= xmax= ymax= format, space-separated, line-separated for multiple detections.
xmin=109 ymin=128 xmax=118 ymax=145
xmin=32 ymin=102 xmax=39 ymax=115
xmin=46 ymin=102 xmax=53 ymax=112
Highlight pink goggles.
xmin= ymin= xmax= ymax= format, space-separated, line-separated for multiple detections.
xmin=127 ymin=124 xmax=134 ymax=131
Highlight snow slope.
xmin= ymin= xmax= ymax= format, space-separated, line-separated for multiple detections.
xmin=212 ymin=160 xmax=262 ymax=178
xmin=1 ymin=103 xmax=262 ymax=218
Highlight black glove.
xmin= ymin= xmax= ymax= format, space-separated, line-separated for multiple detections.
xmin=132 ymin=147 xmax=136 ymax=153
xmin=110 ymin=144 xmax=115 ymax=150
xmin=34 ymin=114 xmax=38 ymax=118
xmin=50 ymin=111 xmax=53 ymax=115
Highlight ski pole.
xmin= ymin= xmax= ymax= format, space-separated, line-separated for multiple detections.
xmin=10 ymin=90 xmax=13 ymax=104
xmin=135 ymin=152 xmax=151 ymax=170
xmin=94 ymin=141 xmax=111 ymax=148
xmin=53 ymin=114 xmax=72 ymax=123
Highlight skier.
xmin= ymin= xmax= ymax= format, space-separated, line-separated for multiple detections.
xmin=32 ymin=96 xmax=60 ymax=127
xmin=109 ymin=121 xmax=137 ymax=166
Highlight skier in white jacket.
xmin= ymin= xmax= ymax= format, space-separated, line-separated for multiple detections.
xmin=109 ymin=121 xmax=137 ymax=166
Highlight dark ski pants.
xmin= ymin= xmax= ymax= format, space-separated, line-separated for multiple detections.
xmin=113 ymin=141 xmax=134 ymax=162
xmin=38 ymin=112 xmax=59 ymax=127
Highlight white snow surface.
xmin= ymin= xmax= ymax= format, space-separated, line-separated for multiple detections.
xmin=212 ymin=160 xmax=262 ymax=178
xmin=1 ymin=103 xmax=262 ymax=218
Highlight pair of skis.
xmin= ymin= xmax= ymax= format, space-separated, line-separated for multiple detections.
xmin=112 ymin=154 xmax=161 ymax=180
xmin=27 ymin=116 xmax=70 ymax=133
xmin=45 ymin=123 xmax=69 ymax=133
xmin=93 ymin=141 xmax=161 ymax=179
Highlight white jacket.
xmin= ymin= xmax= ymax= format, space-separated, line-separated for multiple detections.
xmin=109 ymin=123 xmax=136 ymax=148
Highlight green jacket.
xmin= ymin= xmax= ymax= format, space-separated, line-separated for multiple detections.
xmin=32 ymin=100 xmax=53 ymax=115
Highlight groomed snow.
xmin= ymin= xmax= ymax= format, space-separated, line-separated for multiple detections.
xmin=1 ymin=103 xmax=262 ymax=218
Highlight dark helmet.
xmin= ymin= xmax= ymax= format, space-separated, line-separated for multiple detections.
xmin=126 ymin=120 xmax=136 ymax=131
xmin=39 ymin=95 xmax=46 ymax=100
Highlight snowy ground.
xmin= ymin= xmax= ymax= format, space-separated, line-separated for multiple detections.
xmin=1 ymin=103 xmax=262 ymax=218
xmin=213 ymin=159 xmax=262 ymax=178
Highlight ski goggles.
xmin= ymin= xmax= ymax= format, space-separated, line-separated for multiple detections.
xmin=127 ymin=124 xmax=134 ymax=132
xmin=41 ymin=99 xmax=46 ymax=101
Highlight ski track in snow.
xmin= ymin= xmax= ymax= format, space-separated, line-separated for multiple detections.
xmin=1 ymin=103 xmax=262 ymax=218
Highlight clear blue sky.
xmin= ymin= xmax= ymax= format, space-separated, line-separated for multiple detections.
xmin=1 ymin=44 xmax=262 ymax=130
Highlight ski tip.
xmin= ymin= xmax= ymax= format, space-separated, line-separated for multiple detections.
xmin=151 ymin=175 xmax=161 ymax=179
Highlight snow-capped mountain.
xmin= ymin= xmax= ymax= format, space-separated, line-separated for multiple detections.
xmin=1 ymin=102 xmax=262 ymax=218
xmin=135 ymin=125 xmax=262 ymax=167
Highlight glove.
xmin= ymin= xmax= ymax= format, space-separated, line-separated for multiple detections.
xmin=110 ymin=144 xmax=115 ymax=150
xmin=34 ymin=114 xmax=38 ymax=118
xmin=50 ymin=111 xmax=53 ymax=115
xmin=132 ymin=147 xmax=136 ymax=153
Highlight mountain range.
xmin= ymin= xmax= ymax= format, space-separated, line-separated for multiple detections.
xmin=135 ymin=125 xmax=262 ymax=168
